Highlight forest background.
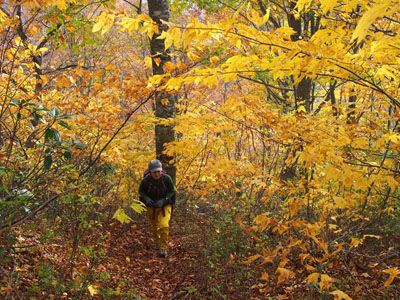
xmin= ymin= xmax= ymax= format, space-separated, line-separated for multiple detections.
xmin=0 ymin=0 xmax=399 ymax=299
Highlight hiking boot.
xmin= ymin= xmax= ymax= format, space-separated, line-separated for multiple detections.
xmin=158 ymin=249 xmax=168 ymax=258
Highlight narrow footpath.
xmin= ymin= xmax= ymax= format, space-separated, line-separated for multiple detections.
xmin=102 ymin=216 xmax=201 ymax=299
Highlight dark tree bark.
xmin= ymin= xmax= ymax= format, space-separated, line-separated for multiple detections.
xmin=148 ymin=0 xmax=177 ymax=183
xmin=287 ymin=1 xmax=312 ymax=113
xmin=15 ymin=4 xmax=43 ymax=92
xmin=329 ymin=81 xmax=339 ymax=117
xmin=347 ymin=93 xmax=357 ymax=124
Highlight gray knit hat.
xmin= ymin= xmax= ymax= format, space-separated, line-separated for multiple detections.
xmin=148 ymin=159 xmax=162 ymax=172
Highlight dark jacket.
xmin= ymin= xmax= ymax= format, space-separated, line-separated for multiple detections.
xmin=139 ymin=174 xmax=176 ymax=207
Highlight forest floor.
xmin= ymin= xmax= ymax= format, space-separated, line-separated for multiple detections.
xmin=101 ymin=216 xmax=203 ymax=299
xmin=0 ymin=214 xmax=205 ymax=299
xmin=1 ymin=207 xmax=400 ymax=299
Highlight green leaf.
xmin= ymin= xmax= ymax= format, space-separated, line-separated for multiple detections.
xmin=32 ymin=111 xmax=46 ymax=124
xmin=112 ymin=208 xmax=133 ymax=224
xmin=9 ymin=98 xmax=21 ymax=106
xmin=30 ymin=115 xmax=39 ymax=127
xmin=30 ymin=112 xmax=45 ymax=126
xmin=63 ymin=150 xmax=72 ymax=159
xmin=50 ymin=107 xmax=59 ymax=117
xmin=44 ymin=154 xmax=53 ymax=170
xmin=45 ymin=128 xmax=61 ymax=143
xmin=58 ymin=120 xmax=72 ymax=130
xmin=0 ymin=166 xmax=8 ymax=177
xmin=73 ymin=140 xmax=88 ymax=150
xmin=56 ymin=114 xmax=74 ymax=120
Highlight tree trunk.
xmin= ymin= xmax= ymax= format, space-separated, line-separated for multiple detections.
xmin=288 ymin=1 xmax=312 ymax=113
xmin=148 ymin=0 xmax=177 ymax=183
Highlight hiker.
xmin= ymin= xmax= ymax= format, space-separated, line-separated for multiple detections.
xmin=139 ymin=159 xmax=176 ymax=258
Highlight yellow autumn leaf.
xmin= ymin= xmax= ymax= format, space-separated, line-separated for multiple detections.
xmin=130 ymin=200 xmax=146 ymax=214
xmin=350 ymin=237 xmax=363 ymax=248
xmin=170 ymin=27 xmax=182 ymax=48
xmin=88 ymin=284 xmax=99 ymax=296
xmin=242 ymin=254 xmax=261 ymax=265
xmin=351 ymin=3 xmax=391 ymax=43
xmin=0 ymin=9 xmax=8 ymax=22
xmin=112 ymin=208 xmax=133 ymax=224
xmin=254 ymin=214 xmax=272 ymax=231
xmin=305 ymin=264 xmax=316 ymax=271
xmin=320 ymin=274 xmax=335 ymax=290
xmin=154 ymin=57 xmax=161 ymax=67
xmin=210 ymin=56 xmax=219 ymax=64
xmin=163 ymin=61 xmax=175 ymax=72
xmin=305 ymin=272 xmax=320 ymax=284
xmin=162 ymin=31 xmax=174 ymax=50
xmin=383 ymin=267 xmax=400 ymax=287
xmin=92 ymin=14 xmax=105 ymax=33
xmin=276 ymin=267 xmax=294 ymax=284
xmin=247 ymin=8 xmax=266 ymax=27
xmin=295 ymin=0 xmax=313 ymax=12
xmin=363 ymin=234 xmax=381 ymax=240
xmin=297 ymin=105 xmax=307 ymax=113
xmin=92 ymin=12 xmax=115 ymax=35
xmin=57 ymin=0 xmax=67 ymax=10
xmin=333 ymin=196 xmax=348 ymax=209
xmin=320 ymin=0 xmax=338 ymax=14
xmin=262 ymin=8 xmax=271 ymax=24
xmin=288 ymin=198 xmax=306 ymax=216
xmin=330 ymin=290 xmax=352 ymax=300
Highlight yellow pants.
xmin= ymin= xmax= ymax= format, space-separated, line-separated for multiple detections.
xmin=146 ymin=204 xmax=172 ymax=250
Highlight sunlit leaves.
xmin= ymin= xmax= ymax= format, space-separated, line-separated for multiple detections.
xmin=112 ymin=208 xmax=133 ymax=224
xmin=383 ymin=267 xmax=400 ymax=287
xmin=118 ymin=14 xmax=157 ymax=38
xmin=130 ymin=200 xmax=146 ymax=214
xmin=330 ymin=290 xmax=352 ymax=300
xmin=87 ymin=284 xmax=99 ymax=296
xmin=305 ymin=272 xmax=320 ymax=284
xmin=93 ymin=12 xmax=115 ymax=35
xmin=319 ymin=274 xmax=335 ymax=290
xmin=320 ymin=0 xmax=338 ymax=14
xmin=351 ymin=2 xmax=394 ymax=43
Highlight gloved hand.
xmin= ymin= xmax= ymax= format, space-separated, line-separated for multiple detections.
xmin=145 ymin=197 xmax=155 ymax=207
xmin=154 ymin=198 xmax=169 ymax=208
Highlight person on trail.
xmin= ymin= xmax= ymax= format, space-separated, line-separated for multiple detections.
xmin=139 ymin=159 xmax=176 ymax=258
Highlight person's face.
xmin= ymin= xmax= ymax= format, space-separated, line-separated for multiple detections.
xmin=151 ymin=170 xmax=161 ymax=180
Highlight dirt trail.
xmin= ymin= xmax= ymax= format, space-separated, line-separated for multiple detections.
xmin=103 ymin=217 xmax=201 ymax=299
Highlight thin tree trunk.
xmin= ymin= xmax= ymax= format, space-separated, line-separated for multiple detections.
xmin=148 ymin=0 xmax=177 ymax=183
xmin=287 ymin=1 xmax=312 ymax=113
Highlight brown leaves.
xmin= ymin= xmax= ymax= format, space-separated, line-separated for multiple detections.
xmin=276 ymin=267 xmax=294 ymax=284
xmin=242 ymin=254 xmax=262 ymax=265
xmin=0 ymin=285 xmax=13 ymax=296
